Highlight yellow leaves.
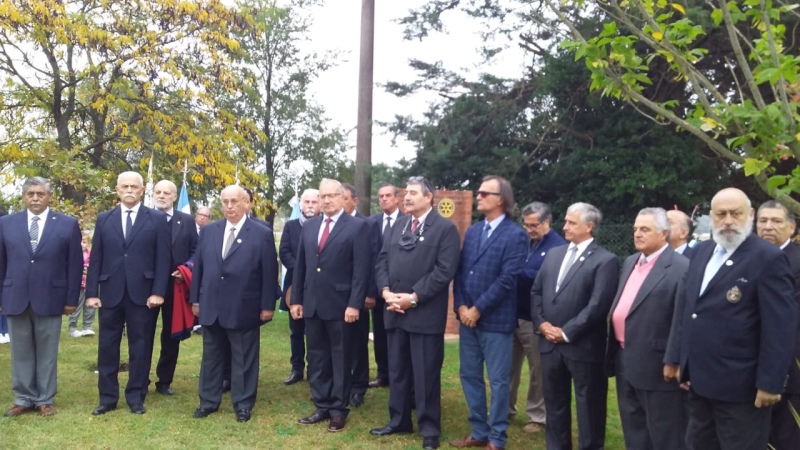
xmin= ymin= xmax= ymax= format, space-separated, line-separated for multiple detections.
xmin=671 ymin=3 xmax=685 ymax=14
xmin=652 ymin=31 xmax=663 ymax=40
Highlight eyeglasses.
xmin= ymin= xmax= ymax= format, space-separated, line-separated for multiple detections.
xmin=524 ymin=222 xmax=542 ymax=229
xmin=319 ymin=193 xmax=342 ymax=200
xmin=476 ymin=191 xmax=501 ymax=198
xmin=196 ymin=213 xmax=211 ymax=218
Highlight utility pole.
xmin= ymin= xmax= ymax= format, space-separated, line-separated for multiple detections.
xmin=354 ymin=0 xmax=374 ymax=215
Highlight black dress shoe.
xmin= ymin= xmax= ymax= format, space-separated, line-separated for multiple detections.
xmin=368 ymin=378 xmax=388 ymax=388
xmin=298 ymin=410 xmax=330 ymax=425
xmin=91 ymin=403 xmax=117 ymax=416
xmin=350 ymin=393 xmax=365 ymax=407
xmin=370 ymin=425 xmax=413 ymax=436
xmin=222 ymin=380 xmax=231 ymax=393
xmin=328 ymin=415 xmax=346 ymax=432
xmin=193 ymin=407 xmax=218 ymax=418
xmin=236 ymin=409 xmax=251 ymax=422
xmin=283 ymin=371 xmax=303 ymax=385
xmin=129 ymin=404 xmax=146 ymax=414
xmin=422 ymin=437 xmax=440 ymax=449
xmin=156 ymin=384 xmax=175 ymax=396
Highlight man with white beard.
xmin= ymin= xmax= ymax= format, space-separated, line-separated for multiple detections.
xmin=665 ymin=188 xmax=797 ymax=449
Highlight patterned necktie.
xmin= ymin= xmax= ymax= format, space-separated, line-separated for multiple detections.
xmin=383 ymin=217 xmax=392 ymax=240
xmin=480 ymin=222 xmax=491 ymax=246
xmin=223 ymin=227 xmax=236 ymax=259
xmin=318 ymin=218 xmax=332 ymax=251
xmin=411 ymin=218 xmax=420 ymax=234
xmin=557 ymin=246 xmax=578 ymax=291
xmin=30 ymin=216 xmax=40 ymax=252
xmin=125 ymin=210 xmax=133 ymax=240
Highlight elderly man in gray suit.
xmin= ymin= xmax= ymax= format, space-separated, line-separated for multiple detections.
xmin=607 ymin=208 xmax=689 ymax=450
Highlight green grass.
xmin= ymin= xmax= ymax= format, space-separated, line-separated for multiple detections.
xmin=0 ymin=313 xmax=625 ymax=449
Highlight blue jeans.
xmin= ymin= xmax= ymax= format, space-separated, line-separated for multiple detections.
xmin=0 ymin=314 xmax=8 ymax=334
xmin=459 ymin=324 xmax=513 ymax=448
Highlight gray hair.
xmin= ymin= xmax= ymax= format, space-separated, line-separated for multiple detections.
xmin=378 ymin=183 xmax=400 ymax=195
xmin=638 ymin=207 xmax=671 ymax=241
xmin=757 ymin=200 xmax=796 ymax=223
xmin=319 ymin=178 xmax=344 ymax=195
xmin=566 ymin=202 xmax=603 ymax=236
xmin=300 ymin=189 xmax=320 ymax=201
xmin=22 ymin=177 xmax=52 ymax=194
xmin=521 ymin=202 xmax=552 ymax=223
xmin=406 ymin=176 xmax=433 ymax=197
xmin=117 ymin=171 xmax=144 ymax=186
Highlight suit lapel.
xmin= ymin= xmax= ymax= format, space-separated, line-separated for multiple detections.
xmin=111 ymin=207 xmax=125 ymax=242
xmin=546 ymin=245 xmax=568 ymax=297
xmin=609 ymin=254 xmax=637 ymax=314
xmin=224 ymin=219 xmax=251 ymax=260
xmin=320 ymin=212 xmax=348 ymax=253
xmin=126 ymin=207 xmax=148 ymax=245
xmin=471 ymin=217 xmax=509 ymax=264
xmin=556 ymin=241 xmax=599 ymax=296
xmin=15 ymin=213 xmax=34 ymax=256
xmin=33 ymin=210 xmax=57 ymax=255
xmin=628 ymin=249 xmax=671 ymax=316
xmin=701 ymin=236 xmax=754 ymax=296
xmin=171 ymin=212 xmax=181 ymax=245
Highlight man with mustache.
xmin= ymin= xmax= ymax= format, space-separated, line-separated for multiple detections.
xmin=279 ymin=188 xmax=320 ymax=385
xmin=666 ymin=188 xmax=798 ymax=449
xmin=86 ymin=171 xmax=171 ymax=415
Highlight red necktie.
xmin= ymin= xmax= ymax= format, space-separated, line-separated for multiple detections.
xmin=411 ymin=218 xmax=419 ymax=233
xmin=318 ymin=218 xmax=332 ymax=252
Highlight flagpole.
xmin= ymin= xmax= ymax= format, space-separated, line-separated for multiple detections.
xmin=145 ymin=151 xmax=154 ymax=208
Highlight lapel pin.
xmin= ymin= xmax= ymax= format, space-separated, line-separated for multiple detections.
xmin=725 ymin=260 xmax=733 ymax=266
xmin=419 ymin=237 xmax=424 ymax=241
xmin=236 ymin=239 xmax=242 ymax=244
xmin=177 ymin=221 xmax=181 ymax=225
xmin=726 ymin=285 xmax=742 ymax=303
xmin=541 ymin=252 xmax=546 ymax=256
xmin=579 ymin=256 xmax=585 ymax=262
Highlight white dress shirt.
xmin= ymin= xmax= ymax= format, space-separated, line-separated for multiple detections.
xmin=121 ymin=202 xmax=142 ymax=232
xmin=27 ymin=207 xmax=50 ymax=242
xmin=222 ymin=215 xmax=247 ymax=258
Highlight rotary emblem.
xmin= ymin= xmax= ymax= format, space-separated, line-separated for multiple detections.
xmin=437 ymin=198 xmax=455 ymax=218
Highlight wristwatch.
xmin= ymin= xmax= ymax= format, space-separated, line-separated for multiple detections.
xmin=409 ymin=293 xmax=418 ymax=308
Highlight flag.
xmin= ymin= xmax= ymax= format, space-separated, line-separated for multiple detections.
xmin=177 ymin=182 xmax=191 ymax=214
xmin=288 ymin=194 xmax=300 ymax=220
xmin=144 ymin=152 xmax=154 ymax=208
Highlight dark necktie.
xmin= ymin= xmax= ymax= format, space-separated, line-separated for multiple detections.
xmin=223 ymin=227 xmax=236 ymax=259
xmin=30 ymin=216 xmax=40 ymax=252
xmin=125 ymin=210 xmax=133 ymax=240
xmin=318 ymin=218 xmax=332 ymax=251
xmin=480 ymin=222 xmax=491 ymax=246
xmin=411 ymin=218 xmax=419 ymax=234
xmin=383 ymin=216 xmax=392 ymax=240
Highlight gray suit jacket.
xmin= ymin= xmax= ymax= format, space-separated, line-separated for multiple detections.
xmin=532 ymin=240 xmax=619 ymax=363
xmin=606 ymin=246 xmax=688 ymax=390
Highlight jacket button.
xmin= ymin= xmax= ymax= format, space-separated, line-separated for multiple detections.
xmin=220 ymin=276 xmax=224 ymax=280
xmin=31 ymin=260 xmax=34 ymax=263
xmin=469 ymin=271 xmax=473 ymax=275
xmin=691 ymin=313 xmax=697 ymax=319
xmin=316 ymin=268 xmax=321 ymax=272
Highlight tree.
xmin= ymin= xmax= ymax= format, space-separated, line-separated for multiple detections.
xmin=229 ymin=0 xmax=348 ymax=223
xmin=0 ymin=0 xmax=262 ymax=219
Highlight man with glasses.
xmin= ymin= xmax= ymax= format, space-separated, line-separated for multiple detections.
xmin=195 ymin=207 xmax=211 ymax=234
xmin=85 ymin=171 xmax=171 ymax=416
xmin=451 ymin=176 xmax=527 ymax=450
xmin=509 ymin=202 xmax=565 ymax=434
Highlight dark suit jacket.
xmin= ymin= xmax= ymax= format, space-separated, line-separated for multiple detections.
xmin=169 ymin=210 xmax=197 ymax=272
xmin=279 ymin=218 xmax=303 ymax=310
xmin=85 ymin=205 xmax=171 ymax=307
xmin=680 ymin=244 xmax=695 ymax=259
xmin=532 ymin=240 xmax=620 ymax=363
xmin=0 ymin=210 xmax=83 ymax=315
xmin=783 ymin=242 xmax=800 ymax=393
xmin=356 ymin=211 xmax=380 ymax=299
xmin=291 ymin=212 xmax=371 ymax=320
xmin=370 ymin=211 xmax=405 ymax=295
xmin=517 ymin=229 xmax=567 ymax=321
xmin=606 ymin=247 xmax=688 ymax=390
xmin=375 ymin=211 xmax=461 ymax=334
xmin=665 ymin=235 xmax=797 ymax=402
xmin=189 ymin=218 xmax=278 ymax=330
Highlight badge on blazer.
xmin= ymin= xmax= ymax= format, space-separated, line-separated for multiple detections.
xmin=726 ymin=286 xmax=742 ymax=303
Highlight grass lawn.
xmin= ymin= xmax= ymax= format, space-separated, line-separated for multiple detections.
xmin=0 ymin=312 xmax=625 ymax=449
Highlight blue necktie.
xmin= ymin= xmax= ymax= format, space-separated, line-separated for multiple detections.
xmin=480 ymin=222 xmax=491 ymax=246
xmin=700 ymin=246 xmax=728 ymax=294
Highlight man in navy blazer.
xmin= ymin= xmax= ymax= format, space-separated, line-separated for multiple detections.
xmin=151 ymin=180 xmax=197 ymax=396
xmin=279 ymin=188 xmax=320 ymax=386
xmin=509 ymin=202 xmax=565 ymax=434
xmin=290 ymin=178 xmax=371 ymax=432
xmin=190 ymin=185 xmax=278 ymax=423
xmin=755 ymin=200 xmax=800 ymax=450
xmin=0 ymin=177 xmax=83 ymax=417
xmin=607 ymin=208 xmax=688 ymax=450
xmin=451 ymin=176 xmax=527 ymax=450
xmin=668 ymin=210 xmax=695 ymax=258
xmin=665 ymin=188 xmax=797 ymax=449
xmin=531 ymin=202 xmax=619 ymax=450
xmin=367 ymin=183 xmax=405 ymax=389
xmin=85 ymin=171 xmax=171 ymax=416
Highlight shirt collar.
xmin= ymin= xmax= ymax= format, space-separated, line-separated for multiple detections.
xmin=412 ymin=207 xmax=433 ymax=226
xmin=226 ymin=215 xmax=247 ymax=231
xmin=383 ymin=209 xmax=399 ymax=222
xmin=639 ymin=244 xmax=669 ymax=265
xmin=122 ymin=203 xmax=142 ymax=214
xmin=675 ymin=242 xmax=688 ymax=254
xmin=568 ymin=237 xmax=594 ymax=256
xmin=324 ymin=208 xmax=345 ymax=223
xmin=27 ymin=207 xmax=50 ymax=222
xmin=163 ymin=207 xmax=174 ymax=218
xmin=781 ymin=238 xmax=792 ymax=250
xmin=484 ymin=214 xmax=506 ymax=231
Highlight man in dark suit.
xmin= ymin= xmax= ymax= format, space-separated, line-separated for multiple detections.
xmin=665 ymin=188 xmax=797 ymax=449
xmin=279 ymin=188 xmax=320 ymax=385
xmin=190 ymin=185 xmax=278 ymax=423
xmin=367 ymin=183 xmax=404 ymax=389
xmin=150 ymin=180 xmax=197 ymax=396
xmin=667 ymin=210 xmax=695 ymax=258
xmin=531 ymin=202 xmax=619 ymax=450
xmin=342 ymin=182 xmax=380 ymax=407
xmin=85 ymin=171 xmax=171 ymax=415
xmin=756 ymin=200 xmax=800 ymax=450
xmin=607 ymin=207 xmax=688 ymax=450
xmin=369 ymin=176 xmax=461 ymax=450
xmin=290 ymin=178 xmax=371 ymax=432
xmin=0 ymin=177 xmax=83 ymax=417
xmin=510 ymin=202 xmax=565 ymax=434
xmin=450 ymin=176 xmax=527 ymax=450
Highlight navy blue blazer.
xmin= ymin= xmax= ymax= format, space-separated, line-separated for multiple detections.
xmin=454 ymin=216 xmax=527 ymax=334
xmin=0 ymin=210 xmax=83 ymax=316
xmin=169 ymin=209 xmax=197 ymax=270
xmin=666 ymin=234 xmax=797 ymax=402
xmin=291 ymin=212 xmax=371 ymax=320
xmin=190 ymin=218 xmax=279 ymax=330
xmin=279 ymin=218 xmax=303 ymax=310
xmin=85 ymin=205 xmax=171 ymax=307
xmin=516 ymin=229 xmax=567 ymax=321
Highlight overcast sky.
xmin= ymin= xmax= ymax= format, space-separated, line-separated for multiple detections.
xmin=303 ymin=1 xmax=529 ymax=167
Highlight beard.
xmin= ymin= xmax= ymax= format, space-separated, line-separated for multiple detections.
xmin=711 ymin=218 xmax=753 ymax=251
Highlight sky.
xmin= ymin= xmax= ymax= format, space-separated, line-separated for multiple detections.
xmin=303 ymin=1 xmax=529 ymax=167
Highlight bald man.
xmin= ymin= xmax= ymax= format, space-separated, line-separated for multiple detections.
xmin=665 ymin=188 xmax=798 ymax=449
xmin=667 ymin=210 xmax=694 ymax=258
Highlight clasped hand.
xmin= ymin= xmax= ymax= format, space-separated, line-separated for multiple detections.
xmin=383 ymin=290 xmax=413 ymax=314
